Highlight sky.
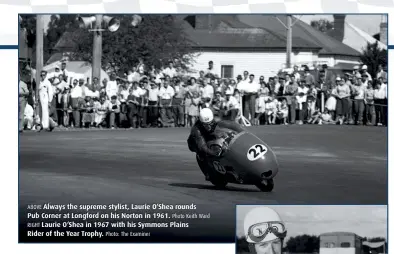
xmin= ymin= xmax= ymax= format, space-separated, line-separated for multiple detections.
xmin=236 ymin=205 xmax=387 ymax=241
xmin=42 ymin=14 xmax=382 ymax=36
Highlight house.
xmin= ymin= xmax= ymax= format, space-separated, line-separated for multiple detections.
xmin=320 ymin=232 xmax=363 ymax=254
xmin=326 ymin=15 xmax=387 ymax=54
xmin=183 ymin=15 xmax=362 ymax=79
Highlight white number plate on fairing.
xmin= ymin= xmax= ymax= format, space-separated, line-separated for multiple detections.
xmin=247 ymin=144 xmax=268 ymax=161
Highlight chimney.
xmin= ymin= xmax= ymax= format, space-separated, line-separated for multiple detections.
xmin=380 ymin=15 xmax=388 ymax=45
xmin=332 ymin=14 xmax=346 ymax=42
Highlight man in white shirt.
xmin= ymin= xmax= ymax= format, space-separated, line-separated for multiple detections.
xmin=172 ymin=79 xmax=187 ymax=127
xmin=201 ymin=79 xmax=214 ymax=103
xmin=164 ymin=61 xmax=177 ymax=78
xmin=239 ymin=74 xmax=260 ymax=123
xmin=38 ymin=70 xmax=54 ymax=131
xmin=147 ymin=82 xmax=160 ymax=127
xmin=221 ymin=90 xmax=240 ymax=121
xmin=206 ymin=60 xmax=219 ymax=77
xmin=106 ymin=73 xmax=119 ymax=100
xmin=19 ymin=76 xmax=30 ymax=132
xmin=159 ymin=80 xmax=175 ymax=126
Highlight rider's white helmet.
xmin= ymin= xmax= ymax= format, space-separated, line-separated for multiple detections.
xmin=243 ymin=207 xmax=286 ymax=244
xmin=199 ymin=108 xmax=214 ymax=123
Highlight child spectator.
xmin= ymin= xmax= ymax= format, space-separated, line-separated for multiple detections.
xmin=254 ymin=90 xmax=267 ymax=125
xmin=325 ymin=84 xmax=337 ymax=119
xmin=81 ymin=96 xmax=95 ymax=128
xmin=108 ymin=95 xmax=121 ymax=129
xmin=307 ymin=83 xmax=318 ymax=121
xmin=265 ymin=97 xmax=278 ymax=125
xmin=95 ymin=96 xmax=109 ymax=128
xmin=277 ymin=98 xmax=289 ymax=125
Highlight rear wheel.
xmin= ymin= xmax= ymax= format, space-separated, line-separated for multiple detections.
xmin=255 ymin=179 xmax=274 ymax=192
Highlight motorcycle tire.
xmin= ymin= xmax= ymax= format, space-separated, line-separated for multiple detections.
xmin=196 ymin=155 xmax=228 ymax=189
xmin=255 ymin=179 xmax=274 ymax=192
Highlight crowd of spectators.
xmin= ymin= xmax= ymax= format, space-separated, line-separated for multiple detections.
xmin=18 ymin=59 xmax=388 ymax=132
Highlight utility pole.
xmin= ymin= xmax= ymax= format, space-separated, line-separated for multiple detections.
xmin=92 ymin=14 xmax=103 ymax=83
xmin=35 ymin=15 xmax=44 ymax=102
xmin=286 ymin=15 xmax=292 ymax=68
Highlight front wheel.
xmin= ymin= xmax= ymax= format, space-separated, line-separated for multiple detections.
xmin=255 ymin=179 xmax=274 ymax=192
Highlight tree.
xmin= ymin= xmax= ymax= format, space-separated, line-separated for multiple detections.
xmin=285 ymin=234 xmax=319 ymax=253
xmin=360 ymin=41 xmax=388 ymax=79
xmin=65 ymin=14 xmax=195 ymax=75
xmin=310 ymin=19 xmax=334 ymax=33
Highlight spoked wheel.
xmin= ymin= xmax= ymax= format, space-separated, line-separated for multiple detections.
xmin=255 ymin=179 xmax=274 ymax=192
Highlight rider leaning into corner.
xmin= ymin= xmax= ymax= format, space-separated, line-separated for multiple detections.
xmin=187 ymin=107 xmax=243 ymax=180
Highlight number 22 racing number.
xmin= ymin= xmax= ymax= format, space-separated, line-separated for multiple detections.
xmin=247 ymin=144 xmax=267 ymax=161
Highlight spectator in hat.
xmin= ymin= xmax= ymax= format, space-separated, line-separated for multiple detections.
xmin=164 ymin=61 xmax=177 ymax=78
xmin=352 ymin=65 xmax=360 ymax=76
xmin=333 ymin=77 xmax=351 ymax=125
xmin=376 ymin=64 xmax=387 ymax=81
xmin=295 ymin=79 xmax=309 ymax=124
xmin=106 ymin=73 xmax=119 ymax=100
xmin=360 ymin=65 xmax=372 ymax=81
xmin=361 ymin=73 xmax=369 ymax=88
xmin=19 ymin=75 xmax=30 ymax=132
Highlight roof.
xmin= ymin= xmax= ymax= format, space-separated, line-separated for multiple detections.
xmin=320 ymin=232 xmax=360 ymax=237
xmin=53 ymin=30 xmax=84 ymax=51
xmin=327 ymin=21 xmax=387 ymax=53
xmin=238 ymin=15 xmax=361 ymax=57
xmin=183 ymin=15 xmax=322 ymax=50
xmin=362 ymin=241 xmax=386 ymax=249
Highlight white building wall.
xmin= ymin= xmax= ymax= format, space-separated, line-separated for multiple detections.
xmin=320 ymin=247 xmax=356 ymax=254
xmin=188 ymin=50 xmax=317 ymax=79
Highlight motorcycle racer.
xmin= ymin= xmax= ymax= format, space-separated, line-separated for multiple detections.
xmin=243 ymin=207 xmax=287 ymax=254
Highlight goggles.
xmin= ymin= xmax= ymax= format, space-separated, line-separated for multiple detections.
xmin=247 ymin=221 xmax=287 ymax=243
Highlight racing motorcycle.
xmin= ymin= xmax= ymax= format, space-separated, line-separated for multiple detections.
xmin=196 ymin=121 xmax=279 ymax=192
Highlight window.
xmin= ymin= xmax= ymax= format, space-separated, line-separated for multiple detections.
xmin=340 ymin=242 xmax=351 ymax=248
xmin=221 ymin=65 xmax=234 ymax=79
xmin=325 ymin=242 xmax=335 ymax=248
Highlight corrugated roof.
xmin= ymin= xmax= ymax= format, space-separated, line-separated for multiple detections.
xmin=238 ymin=15 xmax=361 ymax=57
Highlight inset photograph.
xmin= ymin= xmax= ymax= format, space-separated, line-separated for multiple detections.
xmin=236 ymin=205 xmax=387 ymax=254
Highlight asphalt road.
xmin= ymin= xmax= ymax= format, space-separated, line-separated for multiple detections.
xmin=18 ymin=125 xmax=387 ymax=242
